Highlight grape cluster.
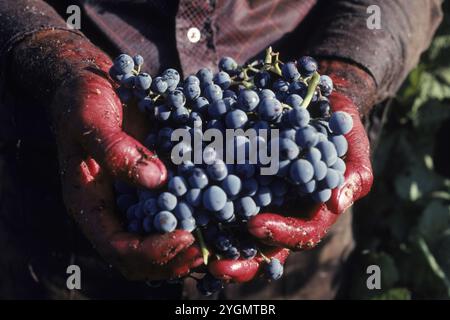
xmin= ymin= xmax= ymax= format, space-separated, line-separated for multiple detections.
xmin=110 ymin=48 xmax=353 ymax=295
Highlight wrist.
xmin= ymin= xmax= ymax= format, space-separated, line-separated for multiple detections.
xmin=9 ymin=29 xmax=112 ymax=106
xmin=317 ymin=59 xmax=377 ymax=117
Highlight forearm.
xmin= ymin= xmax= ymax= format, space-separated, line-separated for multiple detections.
xmin=0 ymin=0 xmax=111 ymax=106
xmin=307 ymin=0 xmax=443 ymax=103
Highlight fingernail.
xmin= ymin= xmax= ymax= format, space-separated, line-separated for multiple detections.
xmin=139 ymin=161 xmax=165 ymax=189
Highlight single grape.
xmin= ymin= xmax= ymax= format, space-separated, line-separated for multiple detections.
xmin=319 ymin=75 xmax=333 ymax=96
xmin=276 ymin=159 xmax=292 ymax=177
xmin=258 ymin=98 xmax=282 ymax=121
xmin=221 ymin=174 xmax=242 ymax=198
xmin=185 ymin=75 xmax=200 ymax=86
xmin=254 ymin=186 xmax=272 ymax=207
xmin=135 ymin=73 xmax=152 ymax=90
xmin=254 ymin=71 xmax=271 ymax=88
xmin=184 ymin=83 xmax=201 ymax=100
xmin=272 ymin=195 xmax=285 ymax=206
xmin=224 ymin=246 xmax=240 ymax=260
xmin=185 ymin=188 xmax=202 ymax=207
xmin=168 ymin=176 xmax=188 ymax=197
xmin=189 ymin=168 xmax=209 ymax=189
xmin=143 ymin=198 xmax=158 ymax=216
xmin=285 ymin=94 xmax=304 ymax=108
xmin=313 ymin=160 xmax=328 ymax=181
xmin=280 ymin=128 xmax=296 ymax=141
xmin=282 ymin=61 xmax=300 ymax=81
xmin=298 ymin=179 xmax=316 ymax=194
xmin=289 ymin=159 xmax=314 ymax=184
xmin=133 ymin=55 xmax=144 ymax=67
xmin=331 ymin=157 xmax=346 ymax=174
xmin=203 ymin=185 xmax=227 ymax=211
xmin=179 ymin=217 xmax=196 ymax=232
xmin=162 ymin=68 xmax=180 ymax=91
xmin=329 ymin=134 xmax=348 ymax=157
xmin=320 ymin=168 xmax=340 ymax=189
xmin=192 ymin=96 xmax=209 ymax=114
xmin=241 ymin=243 xmax=257 ymax=259
xmin=178 ymin=161 xmax=195 ymax=176
xmin=316 ymin=140 xmax=338 ymax=166
xmin=153 ymin=211 xmax=177 ymax=233
xmin=295 ymin=125 xmax=319 ymax=148
xmin=213 ymin=71 xmax=231 ymax=90
xmin=215 ymin=201 xmax=235 ymax=222
xmin=237 ymin=89 xmax=260 ymax=112
xmin=197 ymin=68 xmax=214 ymax=86
xmin=167 ymin=90 xmax=186 ymax=108
xmin=266 ymin=258 xmax=283 ymax=280
xmin=225 ymin=109 xmax=248 ymax=129
xmin=259 ymin=89 xmax=276 ymax=100
xmin=204 ymin=83 xmax=223 ymax=103
xmin=157 ymin=192 xmax=177 ymax=211
xmin=208 ymin=99 xmax=230 ymax=119
xmin=206 ymin=159 xmax=228 ymax=181
xmin=151 ymin=76 xmax=168 ymax=94
xmin=272 ymin=79 xmax=289 ymax=93
xmin=218 ymin=57 xmax=238 ymax=73
xmin=113 ymin=54 xmax=134 ymax=74
xmin=277 ymin=137 xmax=300 ymax=160
xmin=215 ymin=235 xmax=232 ymax=251
xmin=312 ymin=188 xmax=332 ymax=203
xmin=297 ymin=56 xmax=318 ymax=77
xmin=329 ymin=111 xmax=353 ymax=135
xmin=289 ymin=106 xmax=310 ymax=128
xmin=289 ymin=81 xmax=307 ymax=97
xmin=223 ymin=89 xmax=237 ymax=100
xmin=172 ymin=106 xmax=190 ymax=124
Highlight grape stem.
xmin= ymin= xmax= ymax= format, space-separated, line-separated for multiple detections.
xmin=259 ymin=251 xmax=271 ymax=264
xmin=195 ymin=228 xmax=210 ymax=265
xmin=300 ymin=71 xmax=320 ymax=108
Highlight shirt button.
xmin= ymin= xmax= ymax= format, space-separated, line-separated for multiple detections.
xmin=187 ymin=27 xmax=201 ymax=43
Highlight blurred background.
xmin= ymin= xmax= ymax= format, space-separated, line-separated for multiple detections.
xmin=347 ymin=1 xmax=450 ymax=299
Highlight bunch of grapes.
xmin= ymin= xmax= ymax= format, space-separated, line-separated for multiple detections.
xmin=110 ymin=48 xmax=353 ymax=295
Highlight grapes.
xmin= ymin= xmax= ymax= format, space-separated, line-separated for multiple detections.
xmin=329 ymin=111 xmax=354 ymax=135
xmin=203 ymin=186 xmax=227 ymax=211
xmin=110 ymin=50 xmax=355 ymax=294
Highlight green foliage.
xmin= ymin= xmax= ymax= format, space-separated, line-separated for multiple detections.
xmin=350 ymin=11 xmax=450 ymax=299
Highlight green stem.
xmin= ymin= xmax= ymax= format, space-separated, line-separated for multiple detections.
xmin=300 ymin=71 xmax=320 ymax=108
xmin=259 ymin=251 xmax=271 ymax=263
xmin=195 ymin=229 xmax=210 ymax=265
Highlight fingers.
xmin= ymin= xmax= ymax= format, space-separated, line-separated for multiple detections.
xmin=58 ymin=142 xmax=194 ymax=280
xmin=208 ymin=248 xmax=289 ymax=283
xmin=55 ymin=72 xmax=166 ymax=189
